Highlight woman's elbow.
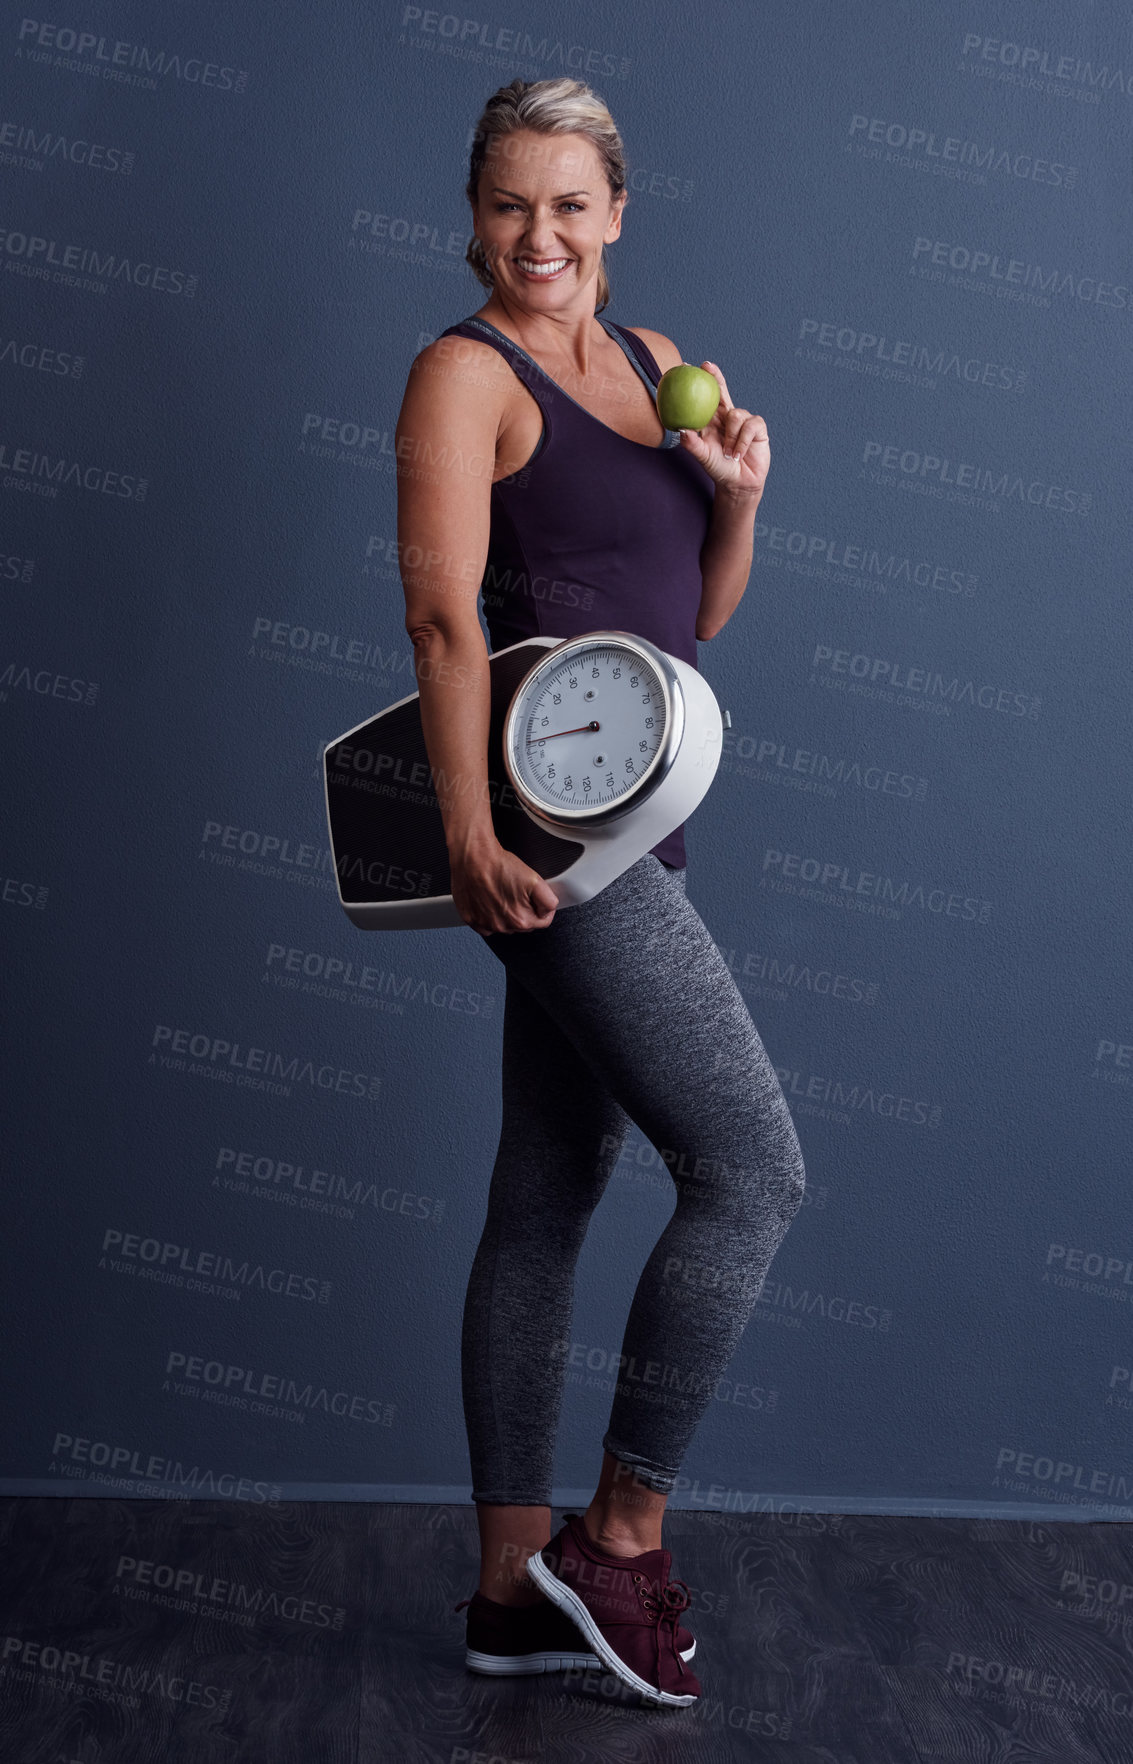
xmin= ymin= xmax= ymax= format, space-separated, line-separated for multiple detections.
xmin=405 ymin=608 xmax=485 ymax=655
xmin=406 ymin=614 xmax=441 ymax=648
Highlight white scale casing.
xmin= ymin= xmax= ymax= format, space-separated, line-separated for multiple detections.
xmin=323 ymin=629 xmax=723 ymax=930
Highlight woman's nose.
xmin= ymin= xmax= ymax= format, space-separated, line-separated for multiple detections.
xmin=522 ymin=213 xmax=558 ymax=249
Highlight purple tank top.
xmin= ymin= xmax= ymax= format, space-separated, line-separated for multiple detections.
xmin=438 ymin=313 xmax=716 ymax=869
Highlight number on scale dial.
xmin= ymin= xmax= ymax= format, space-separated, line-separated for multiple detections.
xmin=506 ymin=640 xmax=671 ymax=818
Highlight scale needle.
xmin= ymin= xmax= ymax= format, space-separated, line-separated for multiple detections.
xmin=526 ymin=721 xmax=601 ymax=744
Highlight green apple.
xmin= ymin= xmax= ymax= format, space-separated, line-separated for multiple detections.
xmin=656 ymin=362 xmax=720 ymax=432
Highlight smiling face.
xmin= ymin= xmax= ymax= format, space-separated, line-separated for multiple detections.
xmin=471 ymin=128 xmax=626 ymax=308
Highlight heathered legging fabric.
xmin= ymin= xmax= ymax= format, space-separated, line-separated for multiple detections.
xmin=463 ymin=851 xmax=806 ymax=1502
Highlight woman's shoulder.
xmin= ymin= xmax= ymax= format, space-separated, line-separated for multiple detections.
xmin=411 ymin=315 xmax=500 ymax=367
xmin=404 ymin=320 xmax=519 ymax=405
xmin=611 ymin=325 xmax=683 ymax=374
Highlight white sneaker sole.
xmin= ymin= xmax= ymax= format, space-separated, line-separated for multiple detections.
xmin=465 ymin=1636 xmax=695 ymax=1674
xmin=525 ymin=1548 xmax=698 ymax=1707
xmin=466 ymin=1646 xmax=598 ymax=1674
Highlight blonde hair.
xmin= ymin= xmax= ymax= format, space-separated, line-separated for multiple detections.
xmin=465 ymin=77 xmax=627 ymax=313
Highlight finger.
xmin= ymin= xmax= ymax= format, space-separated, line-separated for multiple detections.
xmin=528 ymin=880 xmax=556 ymax=912
xmin=726 ymin=415 xmax=769 ymax=457
xmin=531 ymin=877 xmax=558 ymax=906
xmin=721 ymin=409 xmax=750 ymax=454
xmin=700 ymin=361 xmax=733 ymax=411
xmin=700 ymin=361 xmax=732 ymax=404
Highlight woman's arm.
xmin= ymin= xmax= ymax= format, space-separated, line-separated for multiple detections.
xmin=395 ymin=340 xmax=560 ymax=933
xmin=396 ymin=340 xmax=498 ymax=864
xmin=623 ymin=325 xmax=765 ymax=643
xmin=695 ymin=484 xmax=761 ymax=642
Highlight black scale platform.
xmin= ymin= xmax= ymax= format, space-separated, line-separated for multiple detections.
xmin=325 ymin=640 xmax=583 ymax=911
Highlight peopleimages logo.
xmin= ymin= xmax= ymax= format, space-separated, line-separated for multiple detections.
xmin=403 ymin=7 xmax=630 ymax=80
xmin=1091 ymin=1037 xmax=1131 ymax=1088
xmin=847 ymin=112 xmax=1078 ymax=188
xmin=756 ymin=1280 xmax=892 ymax=1331
xmin=199 ymin=819 xmax=339 ymax=888
xmin=0 ymin=438 xmax=146 ymax=500
xmin=99 ymin=1228 xmax=331 ymax=1305
xmin=0 ymin=334 xmax=83 ymax=377
xmin=265 ymin=942 xmax=495 ymax=1015
xmin=301 ymin=410 xmax=502 ymax=489
xmin=752 ymin=519 xmax=977 ymax=597
xmin=365 ymin=531 xmax=486 ymax=599
xmin=861 ymin=437 xmax=1090 ymax=514
xmin=945 ymin=1648 xmax=1133 ymax=1720
xmin=0 ymin=1635 xmax=231 ymax=1711
xmin=0 ymin=118 xmax=134 ymax=175
xmin=50 ymin=1431 xmax=279 ymax=1503
xmin=720 ymin=726 xmax=929 ymax=803
xmin=163 ymin=1351 xmax=395 ymax=1427
xmin=1044 ymin=1242 xmax=1133 ymax=1301
xmin=911 ymin=236 xmax=1131 ymax=312
xmin=0 ymin=225 xmax=198 ymax=297
xmin=348 ymin=203 xmax=466 ymax=273
xmin=251 ymin=614 xmax=414 ymax=683
xmin=550 ymin=1338 xmax=777 ymax=1413
xmin=1 ymin=871 xmax=48 ymax=909
xmin=761 ymin=847 xmax=993 ymax=925
xmin=214 ymin=1146 xmax=447 ymax=1225
xmin=1056 ymin=1567 xmax=1133 ymax=1619
xmin=0 ymin=549 xmax=35 ymax=581
xmin=775 ymin=1062 xmax=942 ymax=1128
xmin=960 ymin=33 xmax=1133 ymax=103
xmin=299 ymin=410 xmax=391 ymax=469
xmin=713 ymin=941 xmax=879 ymax=1007
xmin=15 ymin=19 xmax=249 ymax=93
xmin=0 ymin=660 xmax=97 ymax=705
xmin=809 ymin=643 xmax=1041 ymax=719
xmin=149 ymin=1023 xmax=382 ymax=1102
xmin=797 ymin=316 xmax=1027 ymax=393
xmin=114 ymin=1556 xmax=345 ymax=1631
xmin=994 ymin=1446 xmax=1133 ymax=1510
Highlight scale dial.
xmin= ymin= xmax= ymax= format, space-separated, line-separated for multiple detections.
xmin=502 ymin=632 xmax=685 ymax=826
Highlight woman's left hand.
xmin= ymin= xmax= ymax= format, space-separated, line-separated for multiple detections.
xmin=676 ymin=361 xmax=769 ymax=498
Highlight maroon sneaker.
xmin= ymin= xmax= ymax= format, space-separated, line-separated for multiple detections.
xmin=455 ymin=1585 xmax=696 ymax=1676
xmin=455 ymin=1590 xmax=597 ymax=1674
xmin=525 ymin=1514 xmax=701 ymax=1707
xmin=555 ymin=1512 xmax=695 ymax=1663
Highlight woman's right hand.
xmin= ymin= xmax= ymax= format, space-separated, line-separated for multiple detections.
xmin=450 ymin=837 xmax=561 ymax=936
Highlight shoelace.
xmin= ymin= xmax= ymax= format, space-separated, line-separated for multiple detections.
xmin=634 ymin=1575 xmax=693 ymax=1682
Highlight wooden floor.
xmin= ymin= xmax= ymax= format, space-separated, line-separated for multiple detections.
xmin=0 ymin=1497 xmax=1130 ymax=1762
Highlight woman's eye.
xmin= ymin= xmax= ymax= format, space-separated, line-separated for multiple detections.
xmin=494 ymin=202 xmax=584 ymax=213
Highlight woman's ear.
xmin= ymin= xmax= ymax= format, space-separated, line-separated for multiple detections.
xmin=606 ymin=190 xmax=628 ymax=245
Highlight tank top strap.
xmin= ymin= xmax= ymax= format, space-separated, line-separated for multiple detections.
xmin=437 ymin=316 xmax=555 ymax=411
xmin=440 ymin=314 xmax=665 ymax=398
xmin=598 ymin=319 xmax=665 ymax=387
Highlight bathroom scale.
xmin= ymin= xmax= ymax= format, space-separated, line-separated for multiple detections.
xmin=323 ymin=629 xmax=724 ymax=930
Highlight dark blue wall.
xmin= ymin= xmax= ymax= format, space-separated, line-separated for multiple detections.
xmin=3 ymin=0 xmax=1130 ymax=1518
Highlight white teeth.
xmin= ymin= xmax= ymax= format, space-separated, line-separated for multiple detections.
xmin=517 ymin=258 xmax=569 ymax=275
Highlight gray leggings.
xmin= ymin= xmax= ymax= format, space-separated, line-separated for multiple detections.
xmin=466 ymin=852 xmax=806 ymax=1501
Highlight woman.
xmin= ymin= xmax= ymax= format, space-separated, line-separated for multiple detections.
xmin=395 ymin=77 xmax=806 ymax=1709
